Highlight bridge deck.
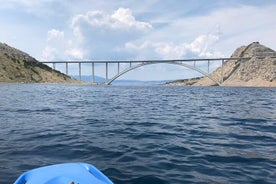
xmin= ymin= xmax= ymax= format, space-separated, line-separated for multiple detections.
xmin=41 ymin=57 xmax=249 ymax=64
xmin=40 ymin=57 xmax=251 ymax=85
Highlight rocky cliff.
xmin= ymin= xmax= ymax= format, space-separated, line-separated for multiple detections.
xmin=167 ymin=42 xmax=276 ymax=87
xmin=0 ymin=42 xmax=79 ymax=83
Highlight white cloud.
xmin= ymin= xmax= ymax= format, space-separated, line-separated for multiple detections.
xmin=70 ymin=8 xmax=153 ymax=59
xmin=42 ymin=29 xmax=66 ymax=60
xmin=65 ymin=48 xmax=85 ymax=60
xmin=47 ymin=29 xmax=64 ymax=41
xmin=165 ymin=5 xmax=276 ymax=56
xmin=42 ymin=28 xmax=85 ymax=60
xmin=41 ymin=46 xmax=58 ymax=61
xmin=111 ymin=8 xmax=152 ymax=30
xmin=71 ymin=8 xmax=152 ymax=31
xmin=187 ymin=34 xmax=220 ymax=57
xmin=125 ymin=33 xmax=223 ymax=59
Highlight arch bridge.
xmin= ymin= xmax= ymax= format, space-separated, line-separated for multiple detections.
xmin=41 ymin=58 xmax=249 ymax=85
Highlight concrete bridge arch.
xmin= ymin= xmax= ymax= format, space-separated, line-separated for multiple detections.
xmin=105 ymin=62 xmax=221 ymax=85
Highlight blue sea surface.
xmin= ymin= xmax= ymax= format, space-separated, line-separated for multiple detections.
xmin=0 ymin=84 xmax=276 ymax=184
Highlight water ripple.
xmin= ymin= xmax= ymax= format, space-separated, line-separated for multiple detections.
xmin=0 ymin=84 xmax=275 ymax=183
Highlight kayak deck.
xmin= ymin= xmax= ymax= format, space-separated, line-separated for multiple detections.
xmin=14 ymin=163 xmax=113 ymax=184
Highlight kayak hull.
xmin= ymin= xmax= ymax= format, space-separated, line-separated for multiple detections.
xmin=14 ymin=163 xmax=113 ymax=184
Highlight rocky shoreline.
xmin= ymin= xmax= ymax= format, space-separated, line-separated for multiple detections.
xmin=0 ymin=42 xmax=80 ymax=84
xmin=166 ymin=42 xmax=276 ymax=87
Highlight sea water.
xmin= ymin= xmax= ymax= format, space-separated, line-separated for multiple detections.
xmin=0 ymin=84 xmax=275 ymax=184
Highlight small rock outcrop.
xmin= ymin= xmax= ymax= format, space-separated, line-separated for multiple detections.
xmin=0 ymin=42 xmax=79 ymax=83
xmin=167 ymin=42 xmax=276 ymax=87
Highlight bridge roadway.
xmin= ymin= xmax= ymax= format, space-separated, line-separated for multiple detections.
xmin=41 ymin=57 xmax=249 ymax=85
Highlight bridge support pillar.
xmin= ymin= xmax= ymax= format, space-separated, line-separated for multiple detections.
xmin=106 ymin=62 xmax=108 ymax=82
xmin=221 ymin=59 xmax=224 ymax=83
xmin=92 ymin=63 xmax=95 ymax=83
xmin=207 ymin=60 xmax=210 ymax=73
xmin=66 ymin=62 xmax=68 ymax=75
xmin=79 ymin=63 xmax=81 ymax=81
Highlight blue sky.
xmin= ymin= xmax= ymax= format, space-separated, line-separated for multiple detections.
xmin=1 ymin=0 xmax=276 ymax=80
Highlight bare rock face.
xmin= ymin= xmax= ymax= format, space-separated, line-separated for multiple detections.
xmin=224 ymin=42 xmax=276 ymax=85
xmin=0 ymin=42 xmax=79 ymax=83
xmin=168 ymin=42 xmax=276 ymax=87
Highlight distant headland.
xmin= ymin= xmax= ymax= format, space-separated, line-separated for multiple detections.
xmin=0 ymin=42 xmax=80 ymax=83
xmin=166 ymin=42 xmax=276 ymax=87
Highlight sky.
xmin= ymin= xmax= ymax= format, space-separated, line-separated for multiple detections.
xmin=1 ymin=0 xmax=276 ymax=81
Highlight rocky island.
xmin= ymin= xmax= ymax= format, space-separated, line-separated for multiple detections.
xmin=167 ymin=42 xmax=276 ymax=87
xmin=0 ymin=42 xmax=79 ymax=83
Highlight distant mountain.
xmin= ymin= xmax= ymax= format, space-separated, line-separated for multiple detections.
xmin=0 ymin=42 xmax=79 ymax=83
xmin=71 ymin=74 xmax=167 ymax=85
xmin=167 ymin=42 xmax=276 ymax=87
xmin=71 ymin=75 xmax=106 ymax=83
